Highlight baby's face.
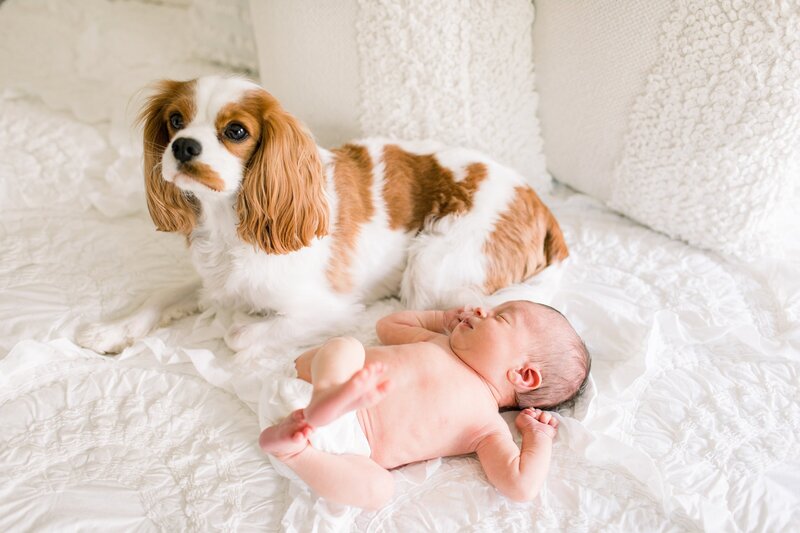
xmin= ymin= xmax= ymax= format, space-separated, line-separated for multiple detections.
xmin=449 ymin=301 xmax=539 ymax=372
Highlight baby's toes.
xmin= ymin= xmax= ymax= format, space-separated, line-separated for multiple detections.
xmin=361 ymin=390 xmax=383 ymax=406
xmin=357 ymin=364 xmax=373 ymax=379
xmin=349 ymin=367 xmax=369 ymax=387
xmin=373 ymin=378 xmax=391 ymax=397
xmin=367 ymin=362 xmax=384 ymax=378
xmin=293 ymin=426 xmax=312 ymax=441
xmin=361 ymin=378 xmax=391 ymax=406
xmin=376 ymin=378 xmax=391 ymax=393
xmin=364 ymin=363 xmax=386 ymax=383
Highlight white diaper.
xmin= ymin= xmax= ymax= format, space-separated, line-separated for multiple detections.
xmin=258 ymin=359 xmax=372 ymax=482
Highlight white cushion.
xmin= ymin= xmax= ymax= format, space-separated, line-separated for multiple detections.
xmin=249 ymin=0 xmax=550 ymax=192
xmin=189 ymin=0 xmax=258 ymax=72
xmin=248 ymin=0 xmax=363 ymax=149
xmin=534 ymin=0 xmax=800 ymax=258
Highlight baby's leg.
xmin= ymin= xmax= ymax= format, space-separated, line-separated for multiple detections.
xmin=281 ymin=447 xmax=394 ymax=510
xmin=309 ymin=336 xmax=366 ymax=390
xmin=257 ymin=408 xmax=313 ymax=457
xmin=304 ymin=336 xmax=389 ymax=427
xmin=260 ymin=341 xmax=394 ymax=509
xmin=259 ymin=361 xmax=388 ymax=457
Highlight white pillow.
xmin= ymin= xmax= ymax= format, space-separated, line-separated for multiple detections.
xmin=189 ymin=0 xmax=258 ymax=72
xmin=534 ymin=0 xmax=800 ymax=258
xmin=249 ymin=0 xmax=550 ymax=192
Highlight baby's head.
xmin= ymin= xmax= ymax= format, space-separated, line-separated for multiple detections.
xmin=512 ymin=304 xmax=590 ymax=410
xmin=449 ymin=300 xmax=590 ymax=410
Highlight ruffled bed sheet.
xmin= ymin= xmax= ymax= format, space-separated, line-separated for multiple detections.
xmin=1 ymin=1 xmax=799 ymax=531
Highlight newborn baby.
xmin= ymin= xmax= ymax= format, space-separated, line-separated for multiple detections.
xmin=259 ymin=300 xmax=590 ymax=509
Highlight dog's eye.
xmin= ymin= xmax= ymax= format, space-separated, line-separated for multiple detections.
xmin=169 ymin=113 xmax=184 ymax=130
xmin=224 ymin=123 xmax=248 ymax=141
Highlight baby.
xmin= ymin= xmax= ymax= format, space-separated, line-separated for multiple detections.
xmin=259 ymin=300 xmax=590 ymax=510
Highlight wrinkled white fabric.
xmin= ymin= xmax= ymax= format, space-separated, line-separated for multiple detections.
xmin=0 ymin=0 xmax=798 ymax=532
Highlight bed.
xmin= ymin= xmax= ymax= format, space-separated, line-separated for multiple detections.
xmin=1 ymin=1 xmax=798 ymax=531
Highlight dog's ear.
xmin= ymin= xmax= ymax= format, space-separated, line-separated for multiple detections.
xmin=236 ymin=92 xmax=329 ymax=254
xmin=138 ymin=79 xmax=199 ymax=235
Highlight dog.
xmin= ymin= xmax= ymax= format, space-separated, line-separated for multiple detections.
xmin=77 ymin=75 xmax=568 ymax=354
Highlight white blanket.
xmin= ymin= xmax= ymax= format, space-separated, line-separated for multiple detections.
xmin=1 ymin=1 xmax=798 ymax=531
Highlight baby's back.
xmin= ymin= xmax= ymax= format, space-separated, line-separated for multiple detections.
xmin=357 ymin=339 xmax=503 ymax=469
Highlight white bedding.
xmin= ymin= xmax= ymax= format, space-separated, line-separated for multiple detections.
xmin=1 ymin=1 xmax=798 ymax=531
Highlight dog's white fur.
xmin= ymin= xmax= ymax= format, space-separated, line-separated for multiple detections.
xmin=77 ymin=76 xmax=566 ymax=354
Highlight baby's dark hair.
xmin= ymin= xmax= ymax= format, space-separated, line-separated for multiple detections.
xmin=514 ymin=304 xmax=591 ymax=411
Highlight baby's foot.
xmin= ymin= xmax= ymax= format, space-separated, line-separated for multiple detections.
xmin=304 ymin=363 xmax=391 ymax=428
xmin=259 ymin=408 xmax=312 ymax=459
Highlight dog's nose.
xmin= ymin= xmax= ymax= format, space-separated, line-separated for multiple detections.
xmin=172 ymin=137 xmax=202 ymax=163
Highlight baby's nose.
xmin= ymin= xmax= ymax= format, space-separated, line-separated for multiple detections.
xmin=474 ymin=307 xmax=487 ymax=318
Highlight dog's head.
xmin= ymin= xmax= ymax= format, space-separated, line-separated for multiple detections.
xmin=138 ymin=75 xmax=329 ymax=254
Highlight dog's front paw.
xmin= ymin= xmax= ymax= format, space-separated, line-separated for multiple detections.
xmin=75 ymin=321 xmax=137 ymax=355
xmin=157 ymin=300 xmax=201 ymax=327
xmin=224 ymin=322 xmax=264 ymax=352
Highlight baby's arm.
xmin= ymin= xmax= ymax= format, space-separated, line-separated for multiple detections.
xmin=475 ymin=409 xmax=558 ymax=502
xmin=376 ymin=308 xmax=466 ymax=345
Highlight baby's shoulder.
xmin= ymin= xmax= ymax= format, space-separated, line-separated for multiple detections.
xmin=462 ymin=411 xmax=512 ymax=452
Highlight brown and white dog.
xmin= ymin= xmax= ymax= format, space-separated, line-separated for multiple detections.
xmin=77 ymin=75 xmax=567 ymax=354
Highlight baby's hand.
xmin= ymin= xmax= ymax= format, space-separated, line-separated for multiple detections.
xmin=443 ymin=306 xmax=473 ymax=333
xmin=515 ymin=408 xmax=559 ymax=439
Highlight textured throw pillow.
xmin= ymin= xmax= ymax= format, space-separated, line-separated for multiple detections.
xmin=534 ymin=0 xmax=800 ymax=258
xmin=249 ymin=0 xmax=550 ymax=192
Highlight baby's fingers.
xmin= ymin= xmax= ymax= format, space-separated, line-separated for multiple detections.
xmin=536 ymin=411 xmax=560 ymax=429
xmin=457 ymin=306 xmax=475 ymax=318
xmin=515 ymin=408 xmax=536 ymax=427
xmin=517 ymin=408 xmax=558 ymax=439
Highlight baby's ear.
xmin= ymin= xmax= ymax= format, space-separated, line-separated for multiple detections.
xmin=507 ymin=363 xmax=542 ymax=391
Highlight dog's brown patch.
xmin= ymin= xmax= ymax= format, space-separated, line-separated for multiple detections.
xmin=163 ymin=85 xmax=197 ymax=137
xmin=326 ymin=144 xmax=375 ymax=292
xmin=483 ymin=187 xmax=569 ymax=293
xmin=177 ymin=161 xmax=225 ymax=192
xmin=139 ymin=79 xmax=200 ymax=235
xmin=235 ymin=89 xmax=329 ymax=254
xmin=215 ymin=100 xmax=262 ymax=160
xmin=382 ymin=145 xmax=487 ymax=231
